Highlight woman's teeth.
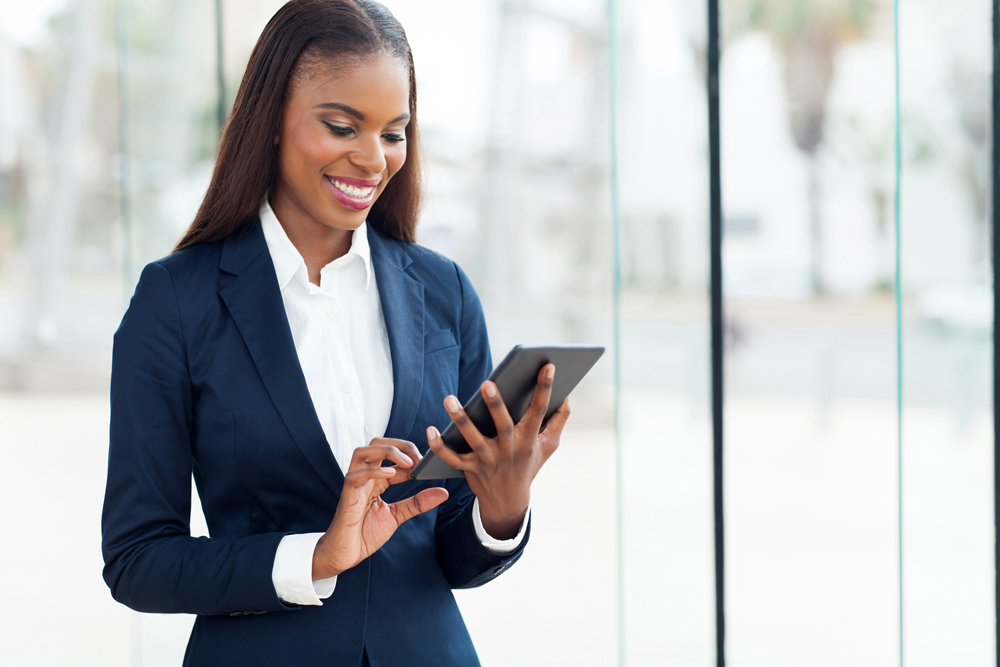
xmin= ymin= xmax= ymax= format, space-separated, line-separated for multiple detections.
xmin=330 ymin=178 xmax=374 ymax=198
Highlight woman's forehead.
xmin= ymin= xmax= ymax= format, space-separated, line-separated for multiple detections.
xmin=290 ymin=52 xmax=410 ymax=116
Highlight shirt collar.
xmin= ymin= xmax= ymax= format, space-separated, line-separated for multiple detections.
xmin=259 ymin=201 xmax=372 ymax=291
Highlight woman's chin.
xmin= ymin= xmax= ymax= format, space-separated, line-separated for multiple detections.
xmin=318 ymin=210 xmax=368 ymax=233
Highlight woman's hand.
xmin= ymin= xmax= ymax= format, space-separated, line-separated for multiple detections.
xmin=427 ymin=364 xmax=570 ymax=540
xmin=311 ymin=439 xmax=449 ymax=580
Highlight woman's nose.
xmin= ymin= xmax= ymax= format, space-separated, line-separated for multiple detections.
xmin=350 ymin=135 xmax=387 ymax=174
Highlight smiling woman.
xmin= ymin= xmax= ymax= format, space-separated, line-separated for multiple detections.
xmin=101 ymin=1 xmax=570 ymax=666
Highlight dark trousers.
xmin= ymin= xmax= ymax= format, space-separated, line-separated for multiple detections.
xmin=361 ymin=649 xmax=371 ymax=667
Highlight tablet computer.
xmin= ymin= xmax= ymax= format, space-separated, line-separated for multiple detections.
xmin=411 ymin=344 xmax=605 ymax=480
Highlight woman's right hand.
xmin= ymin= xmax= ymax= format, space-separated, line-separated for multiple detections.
xmin=311 ymin=439 xmax=449 ymax=581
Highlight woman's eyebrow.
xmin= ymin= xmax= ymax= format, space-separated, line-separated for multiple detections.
xmin=313 ymin=102 xmax=410 ymax=124
xmin=314 ymin=102 xmax=364 ymax=119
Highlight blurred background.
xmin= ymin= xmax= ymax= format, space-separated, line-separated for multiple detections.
xmin=0 ymin=0 xmax=992 ymax=665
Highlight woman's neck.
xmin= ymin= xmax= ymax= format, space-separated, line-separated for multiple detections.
xmin=270 ymin=191 xmax=353 ymax=286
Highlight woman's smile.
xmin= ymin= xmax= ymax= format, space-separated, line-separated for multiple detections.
xmin=325 ymin=175 xmax=380 ymax=210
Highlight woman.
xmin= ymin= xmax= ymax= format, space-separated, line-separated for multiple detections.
xmin=100 ymin=1 xmax=569 ymax=665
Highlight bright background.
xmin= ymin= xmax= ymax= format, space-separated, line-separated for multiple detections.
xmin=0 ymin=0 xmax=993 ymax=665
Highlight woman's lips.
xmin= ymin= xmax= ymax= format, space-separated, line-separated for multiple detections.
xmin=325 ymin=175 xmax=378 ymax=211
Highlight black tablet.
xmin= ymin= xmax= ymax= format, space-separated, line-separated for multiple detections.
xmin=411 ymin=344 xmax=605 ymax=480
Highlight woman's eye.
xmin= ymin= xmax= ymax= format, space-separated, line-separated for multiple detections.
xmin=382 ymin=133 xmax=405 ymax=143
xmin=324 ymin=122 xmax=354 ymax=137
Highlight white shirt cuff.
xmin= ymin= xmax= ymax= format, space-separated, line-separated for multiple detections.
xmin=272 ymin=532 xmax=337 ymax=605
xmin=472 ymin=496 xmax=530 ymax=552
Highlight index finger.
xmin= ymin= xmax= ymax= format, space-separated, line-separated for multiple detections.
xmin=370 ymin=438 xmax=422 ymax=464
xmin=350 ymin=442 xmax=417 ymax=471
xmin=365 ymin=439 xmax=423 ymax=483
xmin=520 ymin=363 xmax=555 ymax=435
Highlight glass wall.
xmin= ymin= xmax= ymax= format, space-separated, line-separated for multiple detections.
xmin=0 ymin=0 xmax=995 ymax=665
xmin=899 ymin=0 xmax=994 ymax=662
xmin=720 ymin=1 xmax=901 ymax=662
xmin=612 ymin=0 xmax=716 ymax=663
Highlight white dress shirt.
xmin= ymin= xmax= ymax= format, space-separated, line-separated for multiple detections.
xmin=261 ymin=203 xmax=529 ymax=606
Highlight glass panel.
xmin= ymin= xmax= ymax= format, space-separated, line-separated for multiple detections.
xmin=119 ymin=0 xmax=221 ymax=277
xmin=722 ymin=1 xmax=900 ymax=662
xmin=612 ymin=0 xmax=717 ymax=663
xmin=899 ymin=0 xmax=995 ymax=662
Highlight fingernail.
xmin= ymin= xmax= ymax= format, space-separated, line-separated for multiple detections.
xmin=483 ymin=382 xmax=497 ymax=398
xmin=445 ymin=396 xmax=460 ymax=412
xmin=546 ymin=365 xmax=555 ymax=380
xmin=401 ymin=455 xmax=413 ymax=466
xmin=427 ymin=425 xmax=439 ymax=440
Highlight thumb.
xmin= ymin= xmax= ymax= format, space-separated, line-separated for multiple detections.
xmin=389 ymin=487 xmax=449 ymax=526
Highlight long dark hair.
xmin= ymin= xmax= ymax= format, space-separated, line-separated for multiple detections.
xmin=175 ymin=0 xmax=421 ymax=251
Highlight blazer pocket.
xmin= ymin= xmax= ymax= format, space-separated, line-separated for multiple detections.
xmin=424 ymin=328 xmax=458 ymax=354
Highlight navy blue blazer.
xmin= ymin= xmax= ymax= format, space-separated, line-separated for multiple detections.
xmin=101 ymin=219 xmax=529 ymax=667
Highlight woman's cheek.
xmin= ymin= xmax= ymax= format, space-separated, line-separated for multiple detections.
xmin=304 ymin=131 xmax=344 ymax=167
xmin=387 ymin=143 xmax=407 ymax=174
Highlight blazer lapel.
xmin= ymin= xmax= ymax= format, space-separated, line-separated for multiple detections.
xmin=368 ymin=226 xmax=425 ymax=441
xmin=218 ymin=219 xmax=346 ymax=498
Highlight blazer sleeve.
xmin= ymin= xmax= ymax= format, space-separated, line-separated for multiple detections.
xmin=433 ymin=262 xmax=531 ymax=588
xmin=101 ymin=262 xmax=296 ymax=616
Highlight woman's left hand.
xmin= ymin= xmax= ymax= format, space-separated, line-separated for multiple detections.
xmin=427 ymin=363 xmax=570 ymax=540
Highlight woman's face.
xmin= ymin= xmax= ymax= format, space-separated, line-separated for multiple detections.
xmin=273 ymin=51 xmax=410 ymax=233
